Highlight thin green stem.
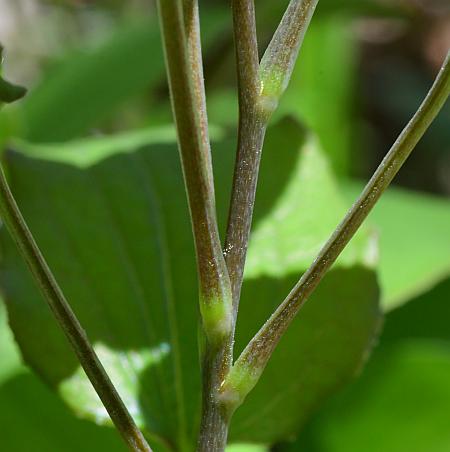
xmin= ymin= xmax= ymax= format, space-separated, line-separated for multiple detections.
xmin=0 ymin=164 xmax=151 ymax=452
xmin=259 ymin=0 xmax=319 ymax=112
xmin=156 ymin=1 xmax=233 ymax=450
xmin=225 ymin=0 xmax=319 ymax=314
xmin=225 ymin=0 xmax=264 ymax=313
xmin=183 ymin=0 xmax=211 ymax=170
xmin=220 ymin=50 xmax=450 ymax=413
xmin=156 ymin=0 xmax=232 ymax=341
xmin=220 ymin=0 xmax=320 ymax=431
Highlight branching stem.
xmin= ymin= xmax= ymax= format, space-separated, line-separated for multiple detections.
xmin=225 ymin=0 xmax=264 ymax=314
xmin=0 ymin=164 xmax=151 ymax=452
xmin=225 ymin=0 xmax=319 ymax=315
xmin=220 ymin=51 xmax=450 ymax=411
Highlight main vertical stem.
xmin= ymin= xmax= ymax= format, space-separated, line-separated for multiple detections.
xmin=198 ymin=343 xmax=232 ymax=451
xmin=156 ymin=1 xmax=233 ymax=450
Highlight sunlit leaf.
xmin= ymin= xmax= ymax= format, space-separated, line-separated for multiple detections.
xmin=343 ymin=182 xmax=450 ymax=310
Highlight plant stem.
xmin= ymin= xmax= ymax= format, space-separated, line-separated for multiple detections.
xmin=225 ymin=0 xmax=264 ymax=313
xmin=259 ymin=0 xmax=319 ymax=109
xmin=0 ymin=164 xmax=151 ymax=452
xmin=218 ymin=0 xmax=320 ymax=437
xmin=225 ymin=0 xmax=319 ymax=313
xmin=156 ymin=1 xmax=233 ymax=450
xmin=198 ymin=344 xmax=232 ymax=452
xmin=183 ymin=0 xmax=211 ymax=167
xmin=156 ymin=0 xmax=232 ymax=341
xmin=220 ymin=50 xmax=450 ymax=412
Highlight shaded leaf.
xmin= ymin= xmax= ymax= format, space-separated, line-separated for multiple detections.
xmin=1 ymin=140 xmax=198 ymax=449
xmin=382 ymin=277 xmax=450 ymax=343
xmin=231 ymin=268 xmax=379 ymax=444
xmin=1 ymin=120 xmax=380 ymax=449
xmin=282 ymin=340 xmax=450 ymax=452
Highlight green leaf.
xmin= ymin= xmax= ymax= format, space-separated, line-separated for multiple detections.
xmin=343 ymin=182 xmax=450 ymax=310
xmin=283 ymin=340 xmax=450 ymax=452
xmin=7 ymin=9 xmax=230 ymax=144
xmin=273 ymin=15 xmax=358 ymax=175
xmin=1 ymin=120 xmax=380 ymax=449
xmin=13 ymin=20 xmax=163 ymax=142
xmin=0 ymin=371 xmax=127 ymax=452
xmin=1 ymin=137 xmax=198 ymax=449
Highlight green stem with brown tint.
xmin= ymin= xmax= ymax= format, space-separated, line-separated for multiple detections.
xmin=156 ymin=1 xmax=234 ymax=450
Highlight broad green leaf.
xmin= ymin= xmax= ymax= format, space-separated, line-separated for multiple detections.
xmin=0 ymin=371 xmax=127 ymax=452
xmin=231 ymin=268 xmax=380 ymax=444
xmin=343 ymin=182 xmax=450 ymax=310
xmin=282 ymin=340 xmax=450 ymax=452
xmin=1 ymin=139 xmax=199 ymax=449
xmin=1 ymin=120 xmax=380 ymax=449
xmin=12 ymin=19 xmax=163 ymax=142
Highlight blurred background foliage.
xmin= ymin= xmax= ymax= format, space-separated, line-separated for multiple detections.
xmin=0 ymin=0 xmax=449 ymax=451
